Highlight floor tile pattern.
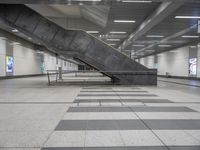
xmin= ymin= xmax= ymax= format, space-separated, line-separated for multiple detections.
xmin=42 ymin=86 xmax=200 ymax=150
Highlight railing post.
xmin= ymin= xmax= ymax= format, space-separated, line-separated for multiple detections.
xmin=47 ymin=72 xmax=51 ymax=86
xmin=58 ymin=67 xmax=62 ymax=80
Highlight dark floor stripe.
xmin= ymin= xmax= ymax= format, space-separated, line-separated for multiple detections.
xmin=67 ymin=106 xmax=195 ymax=112
xmin=41 ymin=146 xmax=200 ymax=150
xmin=77 ymin=94 xmax=157 ymax=97
xmin=67 ymin=106 xmax=131 ymax=112
xmin=83 ymin=87 xmax=113 ymax=89
xmin=55 ymin=119 xmax=200 ymax=130
xmin=74 ymin=99 xmax=173 ymax=103
xmin=131 ymin=106 xmax=196 ymax=112
xmin=144 ymin=119 xmax=200 ymax=130
xmin=80 ymin=91 xmax=148 ymax=93
xmin=55 ymin=120 xmax=147 ymax=130
xmin=0 ymin=102 xmax=73 ymax=104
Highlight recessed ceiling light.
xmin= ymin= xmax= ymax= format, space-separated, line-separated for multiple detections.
xmin=122 ymin=0 xmax=152 ymax=3
xmin=114 ymin=20 xmax=136 ymax=23
xmin=175 ymin=16 xmax=200 ymax=19
xmin=10 ymin=42 xmax=20 ymax=45
xmin=146 ymin=35 xmax=164 ymax=38
xmin=190 ymin=46 xmax=197 ymax=48
xmin=107 ymin=39 xmax=121 ymax=41
xmin=73 ymin=0 xmax=101 ymax=1
xmin=132 ymin=44 xmax=145 ymax=47
xmin=182 ymin=35 xmax=199 ymax=38
xmin=108 ymin=43 xmax=116 ymax=46
xmin=110 ymin=31 xmax=127 ymax=34
xmin=12 ymin=29 xmax=18 ymax=33
xmin=86 ymin=31 xmax=99 ymax=34
xmin=158 ymin=45 xmax=172 ymax=47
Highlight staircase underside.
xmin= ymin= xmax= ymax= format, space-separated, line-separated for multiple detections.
xmin=0 ymin=4 xmax=157 ymax=85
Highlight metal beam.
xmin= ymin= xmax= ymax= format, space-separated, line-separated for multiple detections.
xmin=119 ymin=0 xmax=186 ymax=50
xmin=0 ymin=0 xmax=198 ymax=4
xmin=136 ymin=24 xmax=199 ymax=59
xmin=137 ymin=38 xmax=200 ymax=59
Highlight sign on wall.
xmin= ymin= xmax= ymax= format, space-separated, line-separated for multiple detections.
xmin=189 ymin=58 xmax=197 ymax=76
xmin=6 ymin=56 xmax=14 ymax=73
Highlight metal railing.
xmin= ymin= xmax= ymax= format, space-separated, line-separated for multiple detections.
xmin=46 ymin=69 xmax=157 ymax=86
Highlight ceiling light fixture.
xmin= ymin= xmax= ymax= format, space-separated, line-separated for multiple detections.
xmin=132 ymin=44 xmax=145 ymax=47
xmin=122 ymin=0 xmax=152 ymax=3
xmin=146 ymin=35 xmax=164 ymax=38
xmin=107 ymin=39 xmax=121 ymax=41
xmin=175 ymin=16 xmax=200 ymax=19
xmin=108 ymin=43 xmax=116 ymax=46
xmin=73 ymin=0 xmax=102 ymax=1
xmin=114 ymin=20 xmax=136 ymax=23
xmin=12 ymin=29 xmax=18 ymax=33
xmin=158 ymin=45 xmax=172 ymax=47
xmin=86 ymin=31 xmax=99 ymax=34
xmin=182 ymin=35 xmax=199 ymax=38
xmin=110 ymin=31 xmax=127 ymax=34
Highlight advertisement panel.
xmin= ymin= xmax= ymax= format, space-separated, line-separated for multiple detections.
xmin=6 ymin=56 xmax=14 ymax=73
xmin=189 ymin=58 xmax=197 ymax=76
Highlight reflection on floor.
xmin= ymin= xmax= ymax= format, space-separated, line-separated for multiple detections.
xmin=0 ymin=76 xmax=200 ymax=150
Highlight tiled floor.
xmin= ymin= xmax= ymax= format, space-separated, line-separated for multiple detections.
xmin=0 ymin=76 xmax=200 ymax=150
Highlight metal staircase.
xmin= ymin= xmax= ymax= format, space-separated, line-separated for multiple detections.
xmin=0 ymin=4 xmax=157 ymax=85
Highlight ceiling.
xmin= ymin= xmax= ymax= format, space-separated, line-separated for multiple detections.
xmin=0 ymin=0 xmax=200 ymax=59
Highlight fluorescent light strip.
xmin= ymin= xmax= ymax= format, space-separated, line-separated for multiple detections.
xmin=146 ymin=35 xmax=164 ymax=38
xmin=72 ymin=0 xmax=101 ymax=1
xmin=175 ymin=16 xmax=200 ymax=19
xmin=108 ymin=44 xmax=116 ymax=46
xmin=158 ymin=45 xmax=172 ymax=47
xmin=110 ymin=31 xmax=127 ymax=34
xmin=145 ymin=50 xmax=155 ymax=52
xmin=132 ymin=44 xmax=145 ymax=47
xmin=86 ymin=31 xmax=99 ymax=34
xmin=12 ymin=29 xmax=18 ymax=33
xmin=107 ymin=39 xmax=120 ymax=41
xmin=182 ymin=35 xmax=199 ymax=38
xmin=122 ymin=0 xmax=152 ymax=3
xmin=114 ymin=20 xmax=136 ymax=23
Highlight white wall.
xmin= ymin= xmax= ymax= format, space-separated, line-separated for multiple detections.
xmin=139 ymin=46 xmax=190 ymax=77
xmin=157 ymin=47 xmax=189 ymax=76
xmin=0 ymin=37 xmax=78 ymax=77
xmin=139 ymin=56 xmax=155 ymax=69
xmin=146 ymin=55 xmax=155 ymax=69
xmin=13 ymin=44 xmax=42 ymax=75
xmin=198 ymin=46 xmax=200 ymax=78
xmin=0 ymin=38 xmax=6 ymax=76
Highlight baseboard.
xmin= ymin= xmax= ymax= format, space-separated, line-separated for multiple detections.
xmin=158 ymin=75 xmax=200 ymax=81
xmin=0 ymin=74 xmax=46 ymax=80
